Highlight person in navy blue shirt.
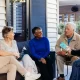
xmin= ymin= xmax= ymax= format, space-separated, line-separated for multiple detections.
xmin=29 ymin=27 xmax=53 ymax=80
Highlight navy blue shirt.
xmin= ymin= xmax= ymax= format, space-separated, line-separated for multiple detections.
xmin=68 ymin=36 xmax=73 ymax=45
xmin=29 ymin=37 xmax=50 ymax=60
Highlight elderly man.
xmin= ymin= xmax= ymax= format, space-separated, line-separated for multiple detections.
xmin=55 ymin=22 xmax=80 ymax=80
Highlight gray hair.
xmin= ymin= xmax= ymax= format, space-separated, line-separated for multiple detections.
xmin=65 ymin=22 xmax=76 ymax=31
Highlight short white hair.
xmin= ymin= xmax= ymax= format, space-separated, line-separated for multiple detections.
xmin=65 ymin=22 xmax=76 ymax=31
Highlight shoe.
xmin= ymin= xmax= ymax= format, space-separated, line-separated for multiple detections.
xmin=30 ymin=73 xmax=41 ymax=79
xmin=25 ymin=76 xmax=35 ymax=80
xmin=57 ymin=77 xmax=65 ymax=80
xmin=25 ymin=72 xmax=41 ymax=80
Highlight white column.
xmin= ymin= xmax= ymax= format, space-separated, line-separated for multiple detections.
xmin=46 ymin=0 xmax=59 ymax=51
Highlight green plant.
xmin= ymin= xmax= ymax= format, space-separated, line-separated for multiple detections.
xmin=58 ymin=22 xmax=65 ymax=35
xmin=76 ymin=21 xmax=80 ymax=30
xmin=76 ymin=21 xmax=80 ymax=34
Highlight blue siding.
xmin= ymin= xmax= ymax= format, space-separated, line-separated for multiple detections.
xmin=30 ymin=0 xmax=46 ymax=38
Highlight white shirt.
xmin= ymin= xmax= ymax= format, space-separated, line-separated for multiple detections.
xmin=0 ymin=39 xmax=19 ymax=54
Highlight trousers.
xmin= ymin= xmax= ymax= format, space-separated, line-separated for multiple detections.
xmin=0 ymin=56 xmax=26 ymax=80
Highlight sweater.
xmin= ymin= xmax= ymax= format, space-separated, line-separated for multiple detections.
xmin=29 ymin=37 xmax=50 ymax=60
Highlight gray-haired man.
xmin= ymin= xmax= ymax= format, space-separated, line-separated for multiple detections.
xmin=55 ymin=22 xmax=80 ymax=80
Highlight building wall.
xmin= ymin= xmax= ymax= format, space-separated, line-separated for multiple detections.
xmin=30 ymin=0 xmax=46 ymax=38
xmin=30 ymin=0 xmax=59 ymax=51
xmin=0 ymin=0 xmax=6 ymax=39
xmin=60 ymin=5 xmax=80 ymax=21
xmin=5 ymin=0 xmax=59 ymax=50
xmin=46 ymin=0 xmax=59 ymax=51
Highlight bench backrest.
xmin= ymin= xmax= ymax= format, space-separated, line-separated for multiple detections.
xmin=17 ymin=40 xmax=30 ymax=53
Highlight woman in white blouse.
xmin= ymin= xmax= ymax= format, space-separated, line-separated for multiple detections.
xmin=0 ymin=26 xmax=40 ymax=80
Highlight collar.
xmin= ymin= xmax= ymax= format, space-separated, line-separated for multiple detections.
xmin=64 ymin=32 xmax=76 ymax=41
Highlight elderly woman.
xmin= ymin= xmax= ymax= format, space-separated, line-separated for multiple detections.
xmin=0 ymin=26 xmax=41 ymax=80
xmin=29 ymin=27 xmax=53 ymax=80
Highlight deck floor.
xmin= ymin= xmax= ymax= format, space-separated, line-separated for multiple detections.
xmin=54 ymin=65 xmax=72 ymax=80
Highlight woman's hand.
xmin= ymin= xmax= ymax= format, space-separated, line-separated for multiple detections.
xmin=39 ymin=58 xmax=46 ymax=64
xmin=13 ymin=52 xmax=20 ymax=58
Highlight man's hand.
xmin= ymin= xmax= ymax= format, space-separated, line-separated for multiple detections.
xmin=57 ymin=51 xmax=66 ymax=56
xmin=67 ymin=48 xmax=71 ymax=55
xmin=39 ymin=58 xmax=46 ymax=64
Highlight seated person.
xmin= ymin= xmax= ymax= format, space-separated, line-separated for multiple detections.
xmin=55 ymin=22 xmax=80 ymax=80
xmin=59 ymin=48 xmax=80 ymax=80
xmin=69 ymin=49 xmax=80 ymax=80
xmin=29 ymin=27 xmax=53 ymax=80
xmin=0 ymin=26 xmax=41 ymax=80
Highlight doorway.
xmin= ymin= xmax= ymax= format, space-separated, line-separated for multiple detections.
xmin=8 ymin=0 xmax=27 ymax=41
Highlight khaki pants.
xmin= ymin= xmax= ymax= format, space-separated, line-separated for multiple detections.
xmin=0 ymin=56 xmax=26 ymax=80
xmin=56 ymin=55 xmax=78 ymax=74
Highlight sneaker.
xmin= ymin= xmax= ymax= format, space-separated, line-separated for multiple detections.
xmin=30 ymin=73 xmax=41 ymax=79
xmin=25 ymin=72 xmax=41 ymax=80
xmin=25 ymin=76 xmax=35 ymax=80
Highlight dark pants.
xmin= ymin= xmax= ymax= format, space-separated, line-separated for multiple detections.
xmin=70 ymin=59 xmax=80 ymax=80
xmin=32 ymin=57 xmax=53 ymax=80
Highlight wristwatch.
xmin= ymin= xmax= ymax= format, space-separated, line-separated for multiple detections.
xmin=65 ymin=52 xmax=68 ymax=55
